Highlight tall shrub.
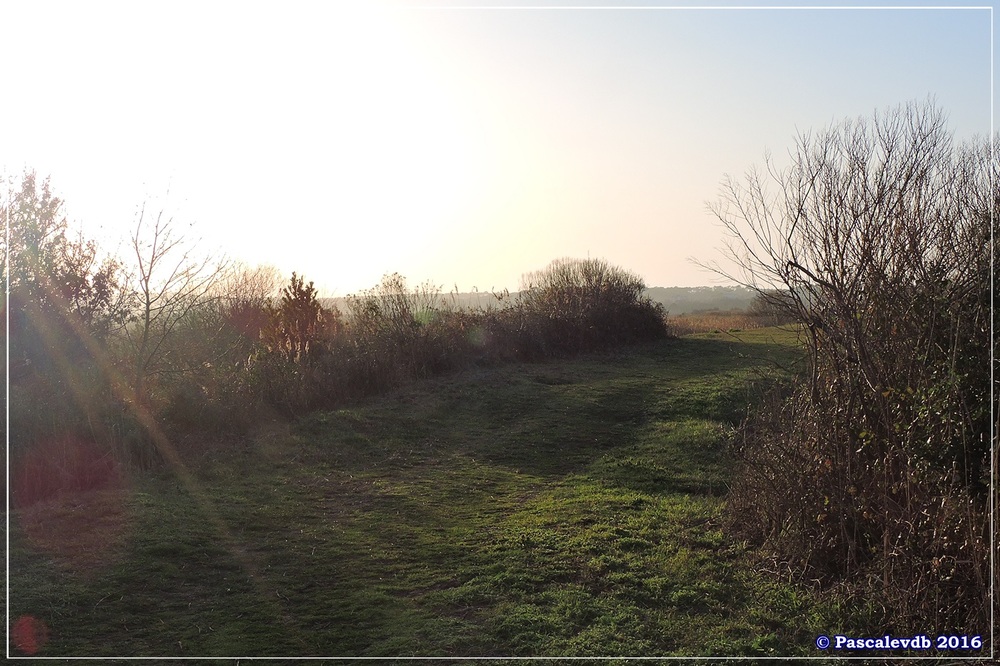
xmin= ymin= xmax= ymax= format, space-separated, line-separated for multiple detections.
xmin=713 ymin=101 xmax=992 ymax=632
xmin=3 ymin=171 xmax=132 ymax=494
xmin=251 ymin=273 xmax=335 ymax=414
xmin=345 ymin=273 xmax=454 ymax=388
xmin=518 ymin=257 xmax=668 ymax=355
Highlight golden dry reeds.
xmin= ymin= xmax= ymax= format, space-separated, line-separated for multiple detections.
xmin=666 ymin=311 xmax=766 ymax=336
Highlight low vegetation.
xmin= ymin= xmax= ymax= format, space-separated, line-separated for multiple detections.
xmin=4 ymin=191 xmax=669 ymax=500
xmin=12 ymin=328 xmax=877 ymax=658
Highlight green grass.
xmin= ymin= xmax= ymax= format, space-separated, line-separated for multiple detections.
xmin=10 ymin=327 xmax=863 ymax=659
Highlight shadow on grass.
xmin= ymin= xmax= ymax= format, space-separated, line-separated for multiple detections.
xmin=292 ymin=336 xmax=798 ymax=483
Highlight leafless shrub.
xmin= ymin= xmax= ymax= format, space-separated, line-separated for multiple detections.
xmin=518 ymin=257 xmax=669 ymax=354
xmin=120 ymin=205 xmax=228 ymax=411
xmin=713 ymin=100 xmax=993 ymax=632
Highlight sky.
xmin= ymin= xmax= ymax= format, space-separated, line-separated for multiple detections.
xmin=0 ymin=1 xmax=993 ymax=296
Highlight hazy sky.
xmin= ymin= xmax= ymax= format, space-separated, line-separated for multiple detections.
xmin=1 ymin=1 xmax=992 ymax=295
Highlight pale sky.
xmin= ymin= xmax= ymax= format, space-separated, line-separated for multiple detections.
xmin=1 ymin=1 xmax=992 ymax=296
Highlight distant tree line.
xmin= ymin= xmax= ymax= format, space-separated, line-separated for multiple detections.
xmin=644 ymin=285 xmax=757 ymax=314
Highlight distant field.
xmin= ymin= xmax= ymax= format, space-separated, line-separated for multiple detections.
xmin=10 ymin=328 xmax=865 ymax=659
xmin=667 ymin=312 xmax=800 ymax=337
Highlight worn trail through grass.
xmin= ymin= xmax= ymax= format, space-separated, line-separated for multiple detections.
xmin=10 ymin=328 xmax=861 ymax=658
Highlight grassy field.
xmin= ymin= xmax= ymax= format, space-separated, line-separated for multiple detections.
xmin=9 ymin=327 xmax=871 ymax=659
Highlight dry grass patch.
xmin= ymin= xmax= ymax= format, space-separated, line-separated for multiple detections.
xmin=668 ymin=311 xmax=765 ymax=336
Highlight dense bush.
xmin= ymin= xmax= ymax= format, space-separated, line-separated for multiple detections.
xmin=345 ymin=273 xmax=455 ymax=383
xmin=518 ymin=257 xmax=668 ymax=355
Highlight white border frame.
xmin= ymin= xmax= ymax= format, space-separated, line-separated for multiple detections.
xmin=4 ymin=2 xmax=994 ymax=661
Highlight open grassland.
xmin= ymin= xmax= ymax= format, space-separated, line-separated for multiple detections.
xmin=10 ymin=327 xmax=872 ymax=659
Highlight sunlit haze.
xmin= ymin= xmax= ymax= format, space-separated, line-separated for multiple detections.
xmin=1 ymin=1 xmax=992 ymax=296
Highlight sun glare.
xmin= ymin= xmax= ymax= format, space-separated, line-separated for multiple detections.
xmin=223 ymin=3 xmax=497 ymax=293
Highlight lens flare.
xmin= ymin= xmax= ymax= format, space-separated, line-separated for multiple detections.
xmin=12 ymin=615 xmax=49 ymax=656
xmin=12 ymin=437 xmax=128 ymax=572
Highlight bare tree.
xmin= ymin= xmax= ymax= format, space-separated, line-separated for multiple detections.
xmin=122 ymin=204 xmax=227 ymax=406
xmin=708 ymin=100 xmax=993 ymax=630
xmin=212 ymin=261 xmax=282 ymax=342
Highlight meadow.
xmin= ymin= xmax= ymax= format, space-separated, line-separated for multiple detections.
xmin=8 ymin=102 xmax=992 ymax=663
xmin=9 ymin=326 xmax=878 ymax=659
